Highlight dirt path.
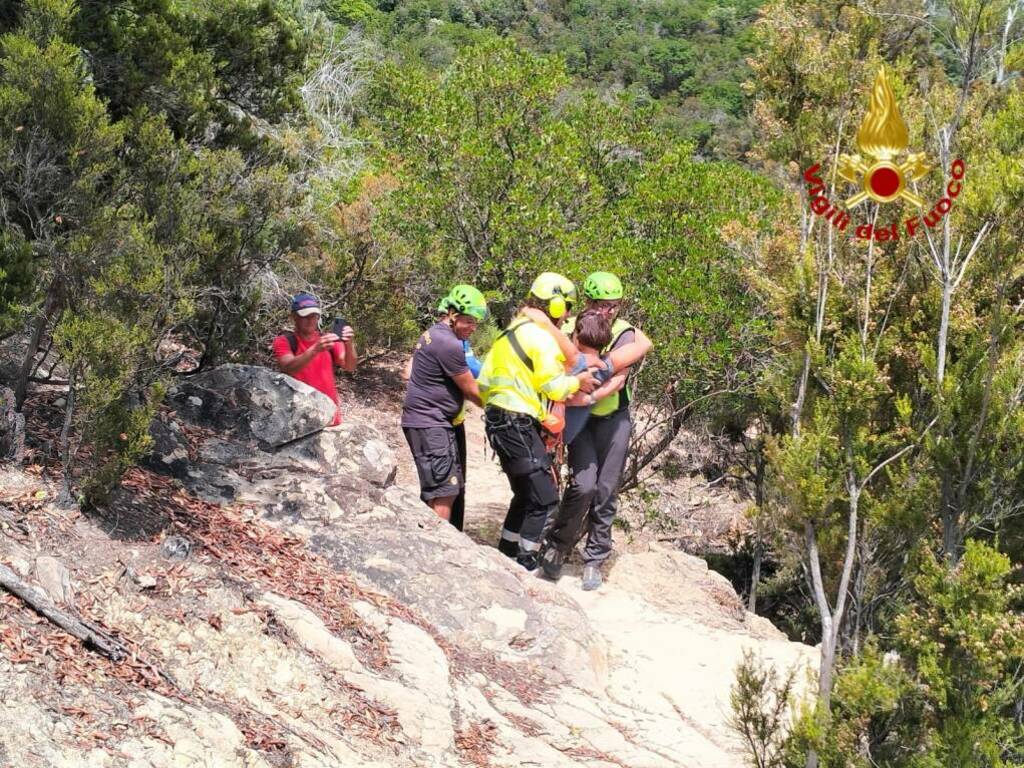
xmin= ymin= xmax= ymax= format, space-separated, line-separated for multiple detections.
xmin=343 ymin=367 xmax=814 ymax=765
xmin=340 ymin=362 xmax=513 ymax=549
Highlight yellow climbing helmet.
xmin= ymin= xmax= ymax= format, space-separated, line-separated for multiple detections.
xmin=529 ymin=272 xmax=577 ymax=319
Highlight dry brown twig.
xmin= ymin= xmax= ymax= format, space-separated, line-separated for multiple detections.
xmin=454 ymin=719 xmax=499 ymax=767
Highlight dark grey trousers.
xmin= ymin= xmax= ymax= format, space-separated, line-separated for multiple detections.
xmin=484 ymin=407 xmax=560 ymax=559
xmin=546 ymin=409 xmax=631 ymax=564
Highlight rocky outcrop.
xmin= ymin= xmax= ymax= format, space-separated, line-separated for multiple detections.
xmin=155 ymin=365 xmax=605 ymax=694
xmin=170 ymin=364 xmax=337 ymax=449
xmin=0 ymin=365 xmax=814 ymax=768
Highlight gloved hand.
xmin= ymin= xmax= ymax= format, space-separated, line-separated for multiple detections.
xmin=463 ymin=341 xmax=483 ymax=378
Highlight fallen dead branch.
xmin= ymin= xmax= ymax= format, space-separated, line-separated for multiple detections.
xmin=0 ymin=562 xmax=127 ymax=662
xmin=0 ymin=596 xmax=182 ymax=707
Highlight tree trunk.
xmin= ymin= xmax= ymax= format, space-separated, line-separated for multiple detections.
xmin=805 ymin=521 xmax=835 ymax=706
xmin=791 ymin=350 xmax=811 ymax=435
xmin=804 ymin=492 xmax=860 ymax=768
xmin=850 ymin=534 xmax=870 ymax=657
xmin=0 ymin=562 xmax=127 ymax=662
xmin=14 ymin=287 xmax=60 ymax=410
xmin=748 ymin=539 xmax=762 ymax=613
xmin=57 ymin=367 xmax=78 ymax=509
xmin=748 ymin=449 xmax=766 ymax=613
xmin=817 ymin=632 xmax=836 ymax=710
xmin=941 ymin=473 xmax=960 ymax=564
xmin=996 ymin=3 xmax=1019 ymax=86
xmin=936 ymin=277 xmax=952 ymax=387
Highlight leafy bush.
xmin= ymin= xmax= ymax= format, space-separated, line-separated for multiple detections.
xmin=0 ymin=230 xmax=33 ymax=335
xmin=0 ymin=0 xmax=310 ymax=504
xmin=730 ymin=649 xmax=799 ymax=768
xmin=784 ymin=541 xmax=1024 ymax=767
xmin=375 ymin=0 xmax=764 ymax=157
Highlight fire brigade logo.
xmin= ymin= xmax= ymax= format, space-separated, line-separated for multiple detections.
xmin=837 ymin=67 xmax=932 ymax=208
xmin=803 ymin=66 xmax=964 ymax=242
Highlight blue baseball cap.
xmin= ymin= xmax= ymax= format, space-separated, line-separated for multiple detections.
xmin=290 ymin=292 xmax=321 ymax=317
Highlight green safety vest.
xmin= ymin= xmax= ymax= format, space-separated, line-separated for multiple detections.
xmin=561 ymin=316 xmax=635 ymax=417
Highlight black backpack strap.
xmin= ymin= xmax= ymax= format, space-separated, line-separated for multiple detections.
xmin=498 ymin=321 xmax=534 ymax=372
xmin=284 ymin=332 xmax=299 ymax=355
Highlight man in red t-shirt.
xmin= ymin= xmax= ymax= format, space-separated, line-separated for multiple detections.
xmin=272 ymin=293 xmax=358 ymax=426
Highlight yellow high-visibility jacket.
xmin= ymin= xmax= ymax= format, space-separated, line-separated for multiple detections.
xmin=478 ymin=316 xmax=579 ymax=421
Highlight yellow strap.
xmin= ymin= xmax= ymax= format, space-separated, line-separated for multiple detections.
xmin=452 ymin=405 xmax=467 ymax=426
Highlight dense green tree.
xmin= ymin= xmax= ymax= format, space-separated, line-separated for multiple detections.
xmin=785 ymin=542 xmax=1024 ymax=767
xmin=367 ymin=36 xmax=651 ymax=316
xmin=72 ymin=0 xmax=310 ymax=145
xmin=581 ymin=148 xmax=780 ymax=486
xmin=368 ymin=36 xmax=779 ymax=484
xmin=368 ymin=0 xmax=763 ymax=157
xmin=0 ymin=0 xmax=312 ymax=504
xmin=0 ymin=0 xmax=125 ymax=407
xmin=732 ymin=1 xmax=1024 ymax=765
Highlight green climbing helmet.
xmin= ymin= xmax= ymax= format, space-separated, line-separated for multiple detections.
xmin=583 ymin=271 xmax=623 ymax=301
xmin=529 ymin=272 xmax=576 ymax=319
xmin=444 ymin=284 xmax=488 ymax=321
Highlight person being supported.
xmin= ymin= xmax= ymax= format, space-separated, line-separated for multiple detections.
xmin=533 ymin=273 xmax=653 ymax=590
xmin=521 ymin=307 xmax=652 ymax=448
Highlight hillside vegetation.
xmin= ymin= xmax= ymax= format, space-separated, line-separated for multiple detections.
xmin=2 ymin=0 xmax=1024 ymax=765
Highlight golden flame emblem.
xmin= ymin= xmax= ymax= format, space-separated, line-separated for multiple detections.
xmin=838 ymin=67 xmax=932 ymax=208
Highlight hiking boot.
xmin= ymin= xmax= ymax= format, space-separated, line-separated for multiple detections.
xmin=516 ymin=552 xmax=539 ymax=572
xmin=498 ymin=538 xmax=518 ymax=559
xmin=539 ymin=545 xmax=564 ymax=581
xmin=581 ymin=564 xmax=602 ymax=591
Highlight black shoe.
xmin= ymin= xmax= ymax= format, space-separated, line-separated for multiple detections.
xmin=539 ymin=546 xmax=564 ymax=581
xmin=498 ymin=538 xmax=518 ymax=558
xmin=516 ymin=552 xmax=539 ymax=571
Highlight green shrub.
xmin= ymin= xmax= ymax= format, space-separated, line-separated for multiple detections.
xmin=730 ymin=649 xmax=799 ymax=768
xmin=0 ymin=230 xmax=33 ymax=334
xmin=783 ymin=541 xmax=1024 ymax=767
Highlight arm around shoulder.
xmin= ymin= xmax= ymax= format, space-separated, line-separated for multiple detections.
xmin=520 ymin=307 xmax=579 ymax=366
xmin=606 ymin=327 xmax=652 ymax=373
